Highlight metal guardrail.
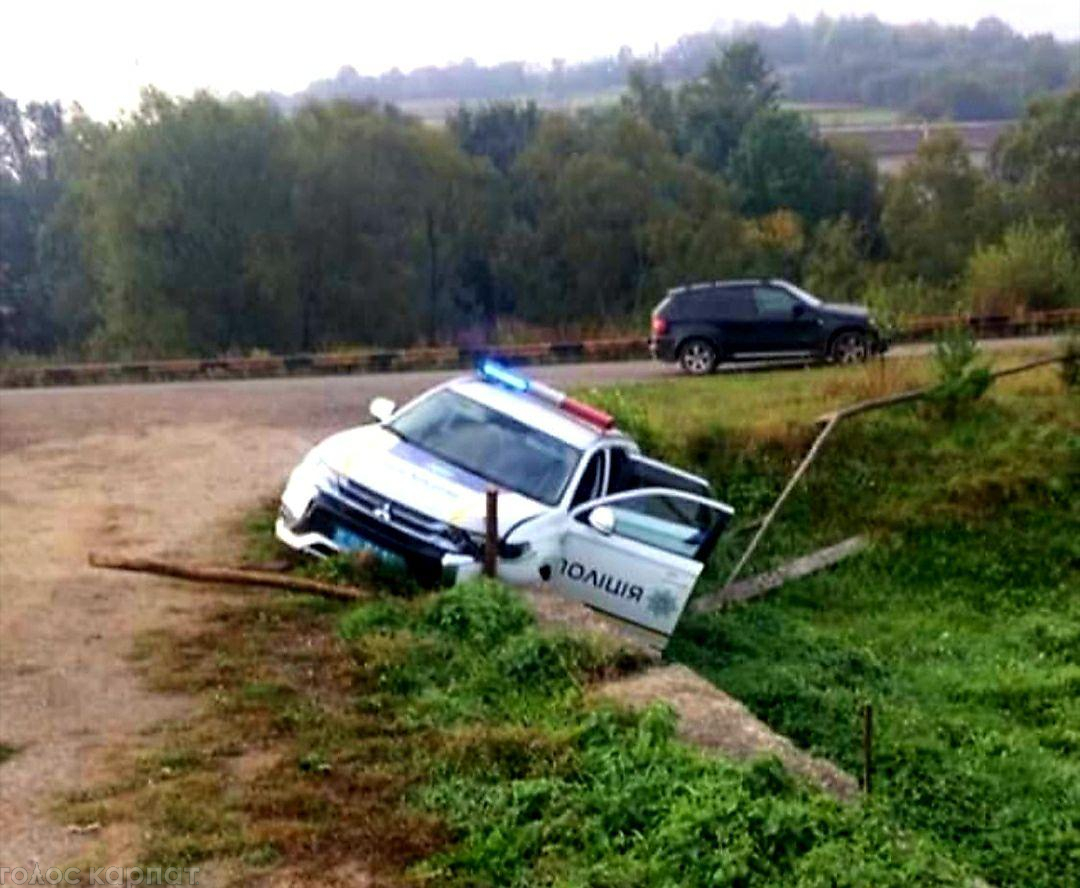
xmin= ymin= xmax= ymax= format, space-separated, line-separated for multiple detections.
xmin=2 ymin=309 xmax=1076 ymax=389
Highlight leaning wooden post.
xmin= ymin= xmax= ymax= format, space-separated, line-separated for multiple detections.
xmin=723 ymin=414 xmax=839 ymax=588
xmin=721 ymin=354 xmax=1064 ymax=594
xmin=861 ymin=703 xmax=874 ymax=795
xmin=483 ymin=486 xmax=499 ymax=578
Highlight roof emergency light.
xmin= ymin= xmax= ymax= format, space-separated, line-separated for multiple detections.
xmin=478 ymin=359 xmax=528 ymax=392
xmin=476 ymin=360 xmax=615 ymax=430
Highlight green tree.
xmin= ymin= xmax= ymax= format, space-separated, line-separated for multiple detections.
xmin=410 ymin=127 xmax=497 ymax=343
xmin=0 ymin=94 xmax=76 ymax=352
xmin=509 ymin=141 xmax=653 ymax=322
xmin=449 ymin=101 xmax=540 ymax=174
xmin=804 ymin=215 xmax=866 ymax=302
xmin=728 ymin=109 xmax=826 ymax=222
xmin=281 ymin=102 xmax=421 ymax=350
xmin=676 ymin=41 xmax=779 ymax=173
xmin=991 ymin=92 xmax=1080 ymax=247
xmin=882 ymin=131 xmax=1004 ymax=283
xmin=77 ymin=90 xmax=293 ymax=356
xmin=622 ymin=63 xmax=677 ymax=142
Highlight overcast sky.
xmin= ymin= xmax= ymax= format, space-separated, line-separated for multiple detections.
xmin=4 ymin=2 xmax=1078 ymax=119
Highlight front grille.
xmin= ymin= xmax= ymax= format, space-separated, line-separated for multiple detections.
xmin=311 ymin=474 xmax=475 ymax=556
xmin=301 ymin=499 xmax=446 ymax=585
xmin=335 ymin=476 xmax=450 ymax=540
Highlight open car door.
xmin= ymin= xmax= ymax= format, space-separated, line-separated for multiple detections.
xmin=555 ymin=488 xmax=733 ymax=640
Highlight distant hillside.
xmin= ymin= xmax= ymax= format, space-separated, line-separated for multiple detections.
xmin=267 ymin=15 xmax=1079 ymax=123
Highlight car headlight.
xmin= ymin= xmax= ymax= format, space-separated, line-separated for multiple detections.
xmin=281 ymin=452 xmax=335 ymax=522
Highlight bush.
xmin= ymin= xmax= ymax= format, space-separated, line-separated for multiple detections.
xmin=803 ymin=215 xmax=866 ymax=303
xmin=862 ymin=276 xmax=961 ymax=332
xmin=1061 ymin=332 xmax=1080 ymax=389
xmin=926 ymin=326 xmax=992 ymax=420
xmin=966 ymin=220 xmax=1079 ymax=316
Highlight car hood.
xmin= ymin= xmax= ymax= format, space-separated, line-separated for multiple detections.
xmin=313 ymin=425 xmax=548 ymax=535
xmin=821 ymin=302 xmax=870 ymax=320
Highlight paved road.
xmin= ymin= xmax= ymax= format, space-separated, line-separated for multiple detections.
xmin=0 ymin=336 xmax=1058 ymax=455
xmin=0 ymin=334 xmax=1059 ymax=869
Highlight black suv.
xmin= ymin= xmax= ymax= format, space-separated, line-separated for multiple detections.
xmin=649 ymin=279 xmax=886 ymax=375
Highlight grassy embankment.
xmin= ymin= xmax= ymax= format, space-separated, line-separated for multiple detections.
xmin=584 ymin=343 xmax=1079 ymax=887
xmin=58 ymin=343 xmax=1074 ymax=885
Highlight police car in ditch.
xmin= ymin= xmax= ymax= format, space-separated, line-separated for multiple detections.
xmin=276 ymin=362 xmax=733 ymax=641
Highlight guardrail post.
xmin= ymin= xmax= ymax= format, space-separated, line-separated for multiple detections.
xmin=484 ymin=487 xmax=499 ymax=578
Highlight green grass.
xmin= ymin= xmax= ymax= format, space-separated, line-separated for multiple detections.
xmin=66 ymin=344 xmax=1073 ymax=884
xmin=344 ymin=582 xmax=968 ymax=886
xmin=74 ymin=562 xmax=972 ymax=884
xmin=583 ymin=349 xmax=1079 ymax=886
xmin=0 ymin=743 xmax=19 ymax=765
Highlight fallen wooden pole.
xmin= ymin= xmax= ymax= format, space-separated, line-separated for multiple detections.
xmin=693 ymin=536 xmax=868 ymax=613
xmin=88 ymin=552 xmax=370 ymax=602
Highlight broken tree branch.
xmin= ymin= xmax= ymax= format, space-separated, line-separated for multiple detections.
xmin=88 ymin=553 xmax=370 ymax=602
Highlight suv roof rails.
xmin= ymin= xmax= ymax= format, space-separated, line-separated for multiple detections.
xmin=667 ymin=278 xmax=768 ymax=296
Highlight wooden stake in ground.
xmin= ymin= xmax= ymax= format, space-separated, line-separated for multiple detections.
xmin=484 ymin=487 xmax=499 ymax=578
xmin=862 ymin=703 xmax=874 ymax=794
xmin=88 ymin=552 xmax=370 ymax=602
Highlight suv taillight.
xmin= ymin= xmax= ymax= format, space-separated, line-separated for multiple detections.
xmin=651 ymin=316 xmax=668 ymax=335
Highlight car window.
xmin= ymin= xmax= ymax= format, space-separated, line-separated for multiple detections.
xmin=753 ymin=286 xmax=797 ymax=318
xmin=387 ymin=389 xmax=582 ymax=505
xmin=608 ymin=447 xmax=633 ymax=493
xmin=570 ymin=451 xmax=605 ymax=507
xmin=591 ymin=492 xmax=721 ymax=560
xmin=670 ymin=290 xmax=715 ymax=320
xmin=722 ymin=287 xmax=757 ymax=320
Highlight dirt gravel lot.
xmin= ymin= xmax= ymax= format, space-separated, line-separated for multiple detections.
xmin=0 ymin=340 xmax=1055 ymax=868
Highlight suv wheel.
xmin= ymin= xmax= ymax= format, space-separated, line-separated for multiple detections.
xmin=830 ymin=331 xmax=869 ymax=365
xmin=678 ymin=339 xmax=718 ymax=375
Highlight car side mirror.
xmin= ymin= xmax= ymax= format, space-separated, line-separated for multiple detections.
xmin=369 ymin=397 xmax=396 ymax=423
xmin=588 ymin=506 xmax=616 ymax=535
xmin=792 ymin=303 xmax=806 ymax=318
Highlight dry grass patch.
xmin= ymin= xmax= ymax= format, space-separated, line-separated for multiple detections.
xmin=57 ymin=593 xmax=450 ymax=886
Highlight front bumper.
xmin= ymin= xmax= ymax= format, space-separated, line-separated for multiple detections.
xmin=276 ymin=475 xmax=484 ymax=586
xmin=275 ymin=514 xmax=479 ymax=586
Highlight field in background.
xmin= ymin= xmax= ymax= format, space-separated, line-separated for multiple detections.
xmin=397 ymin=90 xmax=904 ymax=129
xmin=583 ymin=342 xmax=1078 ymax=886
xmin=784 ymin=102 xmax=905 ymax=128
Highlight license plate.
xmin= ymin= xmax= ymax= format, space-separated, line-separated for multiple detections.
xmin=331 ymin=526 xmax=404 ymax=567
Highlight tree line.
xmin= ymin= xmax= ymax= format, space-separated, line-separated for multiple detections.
xmin=284 ymin=16 xmax=1078 ymax=123
xmin=1 ymin=43 xmax=1078 ymax=358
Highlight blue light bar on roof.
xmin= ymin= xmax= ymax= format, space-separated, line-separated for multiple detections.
xmin=476 ymin=359 xmax=617 ymax=430
xmin=478 ymin=359 xmax=528 ymax=392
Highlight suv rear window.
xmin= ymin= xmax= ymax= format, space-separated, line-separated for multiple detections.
xmin=665 ymin=287 xmax=754 ymax=321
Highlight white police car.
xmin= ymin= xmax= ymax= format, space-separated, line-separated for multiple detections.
xmin=276 ymin=362 xmax=733 ymax=642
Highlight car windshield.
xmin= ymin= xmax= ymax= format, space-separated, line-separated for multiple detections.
xmin=387 ymin=389 xmax=582 ymax=505
xmin=784 ymin=282 xmax=823 ymax=307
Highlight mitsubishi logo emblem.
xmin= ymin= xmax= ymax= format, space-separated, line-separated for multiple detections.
xmin=373 ymin=503 xmax=392 ymax=523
